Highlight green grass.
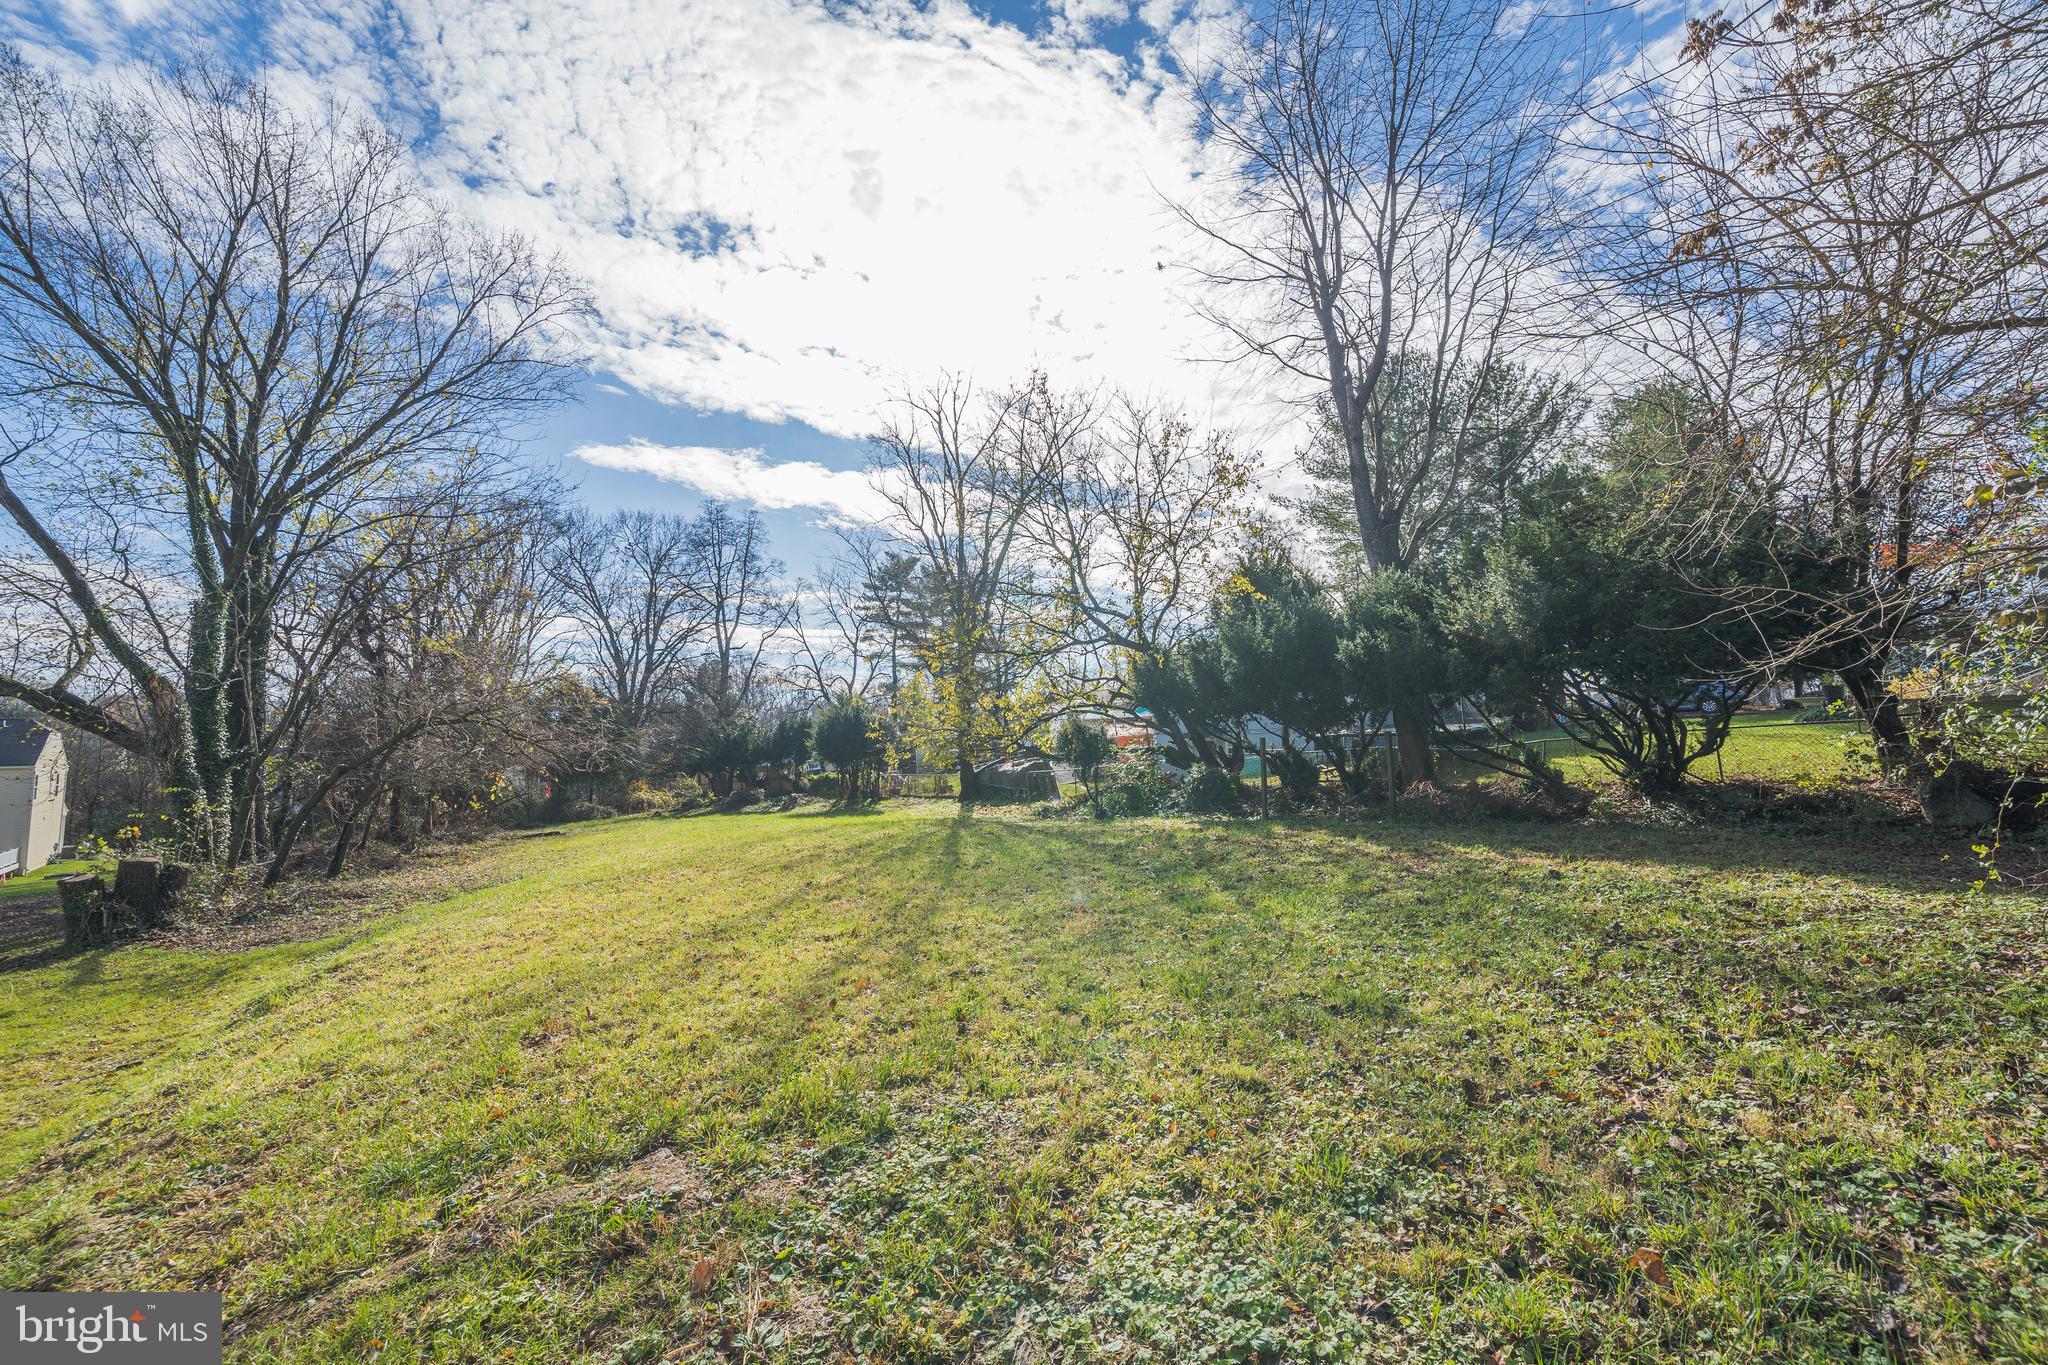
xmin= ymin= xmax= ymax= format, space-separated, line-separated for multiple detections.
xmin=1505 ymin=716 xmax=1877 ymax=789
xmin=2 ymin=807 xmax=2044 ymax=1362
xmin=0 ymin=857 xmax=93 ymax=899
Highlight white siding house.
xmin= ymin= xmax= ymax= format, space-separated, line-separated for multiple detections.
xmin=0 ymin=719 xmax=67 ymax=875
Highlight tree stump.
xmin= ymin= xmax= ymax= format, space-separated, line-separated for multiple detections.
xmin=160 ymin=862 xmax=193 ymax=905
xmin=114 ymin=857 xmax=164 ymax=928
xmin=58 ymin=874 xmax=107 ymax=950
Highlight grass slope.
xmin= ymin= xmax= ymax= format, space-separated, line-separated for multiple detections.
xmin=2 ymin=807 xmax=2044 ymax=1363
xmin=0 ymin=857 xmax=91 ymax=899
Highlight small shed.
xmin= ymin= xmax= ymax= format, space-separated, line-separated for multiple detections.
xmin=0 ymin=718 xmax=68 ymax=875
xmin=971 ymin=754 xmax=1059 ymax=801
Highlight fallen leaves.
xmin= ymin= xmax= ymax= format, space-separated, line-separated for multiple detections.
xmin=1625 ymin=1246 xmax=1672 ymax=1287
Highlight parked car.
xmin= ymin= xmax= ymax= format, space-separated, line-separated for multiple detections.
xmin=1678 ymin=681 xmax=1744 ymax=714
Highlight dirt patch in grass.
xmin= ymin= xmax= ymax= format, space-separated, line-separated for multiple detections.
xmin=532 ymin=1146 xmax=716 ymax=1212
xmin=0 ymin=894 xmax=62 ymax=962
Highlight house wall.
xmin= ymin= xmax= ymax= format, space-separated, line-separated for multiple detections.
xmin=26 ymin=745 xmax=68 ymax=870
xmin=0 ymin=743 xmax=68 ymax=873
xmin=0 ymin=768 xmax=31 ymax=873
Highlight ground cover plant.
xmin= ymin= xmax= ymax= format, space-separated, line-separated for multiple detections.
xmin=3 ymin=805 xmax=2043 ymax=1363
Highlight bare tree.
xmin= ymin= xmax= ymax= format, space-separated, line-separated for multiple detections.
xmin=264 ymin=484 xmax=561 ymax=884
xmin=1298 ymin=355 xmax=1582 ymax=571
xmin=1178 ymin=0 xmax=1582 ymax=780
xmin=1028 ymin=390 xmax=1253 ymax=766
xmin=0 ymin=54 xmax=584 ymax=860
xmin=867 ymin=374 xmax=1071 ymax=799
xmin=549 ymin=510 xmax=709 ymax=737
xmin=691 ymin=502 xmax=792 ymax=719
xmin=789 ymin=529 xmax=892 ymax=705
xmin=1591 ymin=0 xmax=2048 ymax=767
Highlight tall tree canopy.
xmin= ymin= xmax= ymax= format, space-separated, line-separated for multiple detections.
xmin=0 ymin=55 xmax=584 ymax=859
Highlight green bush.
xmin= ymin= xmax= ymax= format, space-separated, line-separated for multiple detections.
xmin=1096 ymin=751 xmax=1173 ymax=817
xmin=622 ymin=780 xmax=677 ymax=815
xmin=487 ymin=793 xmax=543 ymax=828
xmin=1267 ymin=745 xmax=1322 ymax=800
xmin=1054 ymin=718 xmax=1116 ymax=794
xmin=688 ymin=719 xmax=762 ymax=795
xmin=1175 ymin=763 xmax=1244 ymax=813
xmin=665 ymin=782 xmax=715 ymax=815
xmin=812 ymin=698 xmax=886 ymax=805
xmin=761 ymin=714 xmax=812 ymax=769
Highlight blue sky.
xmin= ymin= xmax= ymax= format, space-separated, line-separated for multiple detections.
xmin=3 ymin=0 xmax=1688 ymax=572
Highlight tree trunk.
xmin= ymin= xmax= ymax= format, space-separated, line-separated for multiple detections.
xmin=1150 ymin=712 xmax=1216 ymax=772
xmin=267 ymin=774 xmax=295 ymax=860
xmin=1393 ymin=708 xmax=1434 ymax=787
xmin=326 ymin=810 xmax=359 ymax=879
xmin=1843 ymin=664 xmax=1916 ymax=773
xmin=182 ymin=577 xmax=236 ymax=857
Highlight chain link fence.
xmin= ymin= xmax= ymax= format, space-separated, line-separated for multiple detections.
xmin=883 ymin=769 xmax=960 ymax=799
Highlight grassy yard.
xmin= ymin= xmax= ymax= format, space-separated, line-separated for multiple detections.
xmin=1502 ymin=715 xmax=1877 ymax=790
xmin=2 ymin=806 xmax=2044 ymax=1362
xmin=0 ymin=857 xmax=91 ymax=899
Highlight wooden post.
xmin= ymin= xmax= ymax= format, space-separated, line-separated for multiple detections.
xmin=1258 ymin=739 xmax=1269 ymax=818
xmin=1385 ymin=734 xmax=1398 ymax=803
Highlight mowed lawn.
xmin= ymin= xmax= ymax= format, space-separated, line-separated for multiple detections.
xmin=1507 ymin=715 xmax=1877 ymax=790
xmin=2 ymin=808 xmax=2044 ymax=1363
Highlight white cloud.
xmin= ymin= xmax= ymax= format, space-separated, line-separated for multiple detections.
xmin=567 ymin=440 xmax=891 ymax=524
xmin=288 ymin=0 xmax=1281 ymax=439
xmin=23 ymin=0 xmax=1677 ymax=488
xmin=1048 ymin=0 xmax=1134 ymax=41
xmin=0 ymin=0 xmax=1322 ymax=472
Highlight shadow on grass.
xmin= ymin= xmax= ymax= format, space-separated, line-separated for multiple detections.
xmin=907 ymin=814 xmax=2033 ymax=1054
xmin=1001 ymin=800 xmax=2006 ymax=899
xmin=0 ymin=919 xmax=297 ymax=1009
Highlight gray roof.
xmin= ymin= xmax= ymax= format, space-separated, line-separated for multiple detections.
xmin=0 ymin=718 xmax=59 ymax=768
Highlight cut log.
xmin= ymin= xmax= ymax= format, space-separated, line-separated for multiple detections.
xmin=58 ymin=874 xmax=107 ymax=950
xmin=160 ymin=862 xmax=192 ymax=906
xmin=114 ymin=857 xmax=164 ymax=927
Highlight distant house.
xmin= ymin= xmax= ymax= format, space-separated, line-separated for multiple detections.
xmin=0 ymin=719 xmax=68 ymax=875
